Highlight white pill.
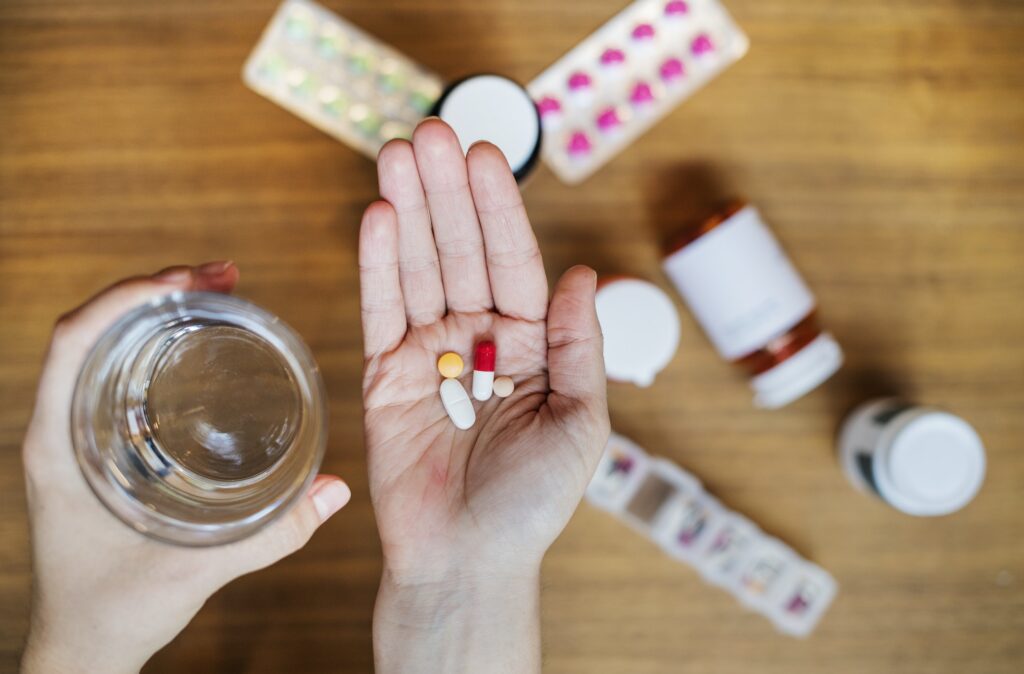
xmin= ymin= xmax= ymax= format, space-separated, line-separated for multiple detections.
xmin=472 ymin=370 xmax=494 ymax=401
xmin=439 ymin=378 xmax=476 ymax=430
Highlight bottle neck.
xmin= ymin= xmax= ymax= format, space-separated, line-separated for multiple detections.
xmin=732 ymin=312 xmax=822 ymax=376
xmin=664 ymin=200 xmax=747 ymax=254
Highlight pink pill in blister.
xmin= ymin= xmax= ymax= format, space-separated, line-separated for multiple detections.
xmin=567 ymin=131 xmax=592 ymax=156
xmin=660 ymin=57 xmax=685 ymax=83
xmin=568 ymin=71 xmax=593 ymax=91
xmin=691 ymin=33 xmax=715 ymax=56
xmin=664 ymin=0 xmax=689 ymax=16
xmin=596 ymin=106 xmax=622 ymax=132
xmin=630 ymin=81 xmax=656 ymax=106
xmin=537 ymin=95 xmax=562 ymax=117
xmin=632 ymin=23 xmax=656 ymax=41
xmin=600 ymin=47 xmax=626 ymax=67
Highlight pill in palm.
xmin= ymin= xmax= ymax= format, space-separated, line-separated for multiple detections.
xmin=439 ymin=378 xmax=475 ymax=430
xmin=472 ymin=341 xmax=496 ymax=401
xmin=437 ymin=352 xmax=464 ymax=378
xmin=492 ymin=376 xmax=515 ymax=398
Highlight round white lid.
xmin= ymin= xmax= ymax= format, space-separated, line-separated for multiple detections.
xmin=437 ymin=75 xmax=540 ymax=175
xmin=595 ymin=278 xmax=680 ymax=387
xmin=749 ymin=331 xmax=843 ymax=409
xmin=877 ymin=411 xmax=986 ymax=516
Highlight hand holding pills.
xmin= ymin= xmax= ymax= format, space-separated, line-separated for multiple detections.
xmin=358 ymin=119 xmax=609 ymax=667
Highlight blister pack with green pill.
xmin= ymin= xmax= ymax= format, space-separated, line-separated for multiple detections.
xmin=243 ymin=0 xmax=444 ymax=159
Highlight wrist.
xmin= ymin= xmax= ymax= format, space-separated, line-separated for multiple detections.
xmin=22 ymin=622 xmax=145 ymax=674
xmin=374 ymin=563 xmax=542 ymax=674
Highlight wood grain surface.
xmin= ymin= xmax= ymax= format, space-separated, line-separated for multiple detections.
xmin=2 ymin=0 xmax=1023 ymax=672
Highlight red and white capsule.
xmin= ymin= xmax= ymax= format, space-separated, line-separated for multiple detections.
xmin=472 ymin=340 xmax=496 ymax=401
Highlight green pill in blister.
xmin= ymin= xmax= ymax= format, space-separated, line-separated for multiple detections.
xmin=347 ymin=48 xmax=375 ymax=76
xmin=318 ymin=86 xmax=349 ymax=116
xmin=349 ymin=104 xmax=381 ymax=136
xmin=284 ymin=10 xmax=313 ymax=41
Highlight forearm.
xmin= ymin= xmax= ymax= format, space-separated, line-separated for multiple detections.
xmin=373 ymin=566 xmax=542 ymax=674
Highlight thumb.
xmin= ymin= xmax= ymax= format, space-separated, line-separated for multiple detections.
xmin=37 ymin=261 xmax=240 ymax=417
xmin=224 ymin=475 xmax=351 ymax=576
xmin=546 ymin=265 xmax=607 ymax=415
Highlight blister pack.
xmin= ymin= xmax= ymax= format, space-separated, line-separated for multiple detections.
xmin=527 ymin=0 xmax=749 ymax=183
xmin=586 ymin=432 xmax=837 ymax=637
xmin=243 ymin=0 xmax=443 ymax=159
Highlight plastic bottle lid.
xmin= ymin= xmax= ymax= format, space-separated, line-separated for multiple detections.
xmin=433 ymin=74 xmax=542 ymax=182
xmin=749 ymin=331 xmax=843 ymax=409
xmin=595 ymin=278 xmax=681 ymax=387
xmin=876 ymin=411 xmax=986 ymax=516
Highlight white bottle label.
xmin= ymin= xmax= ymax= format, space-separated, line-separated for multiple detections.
xmin=662 ymin=206 xmax=815 ymax=360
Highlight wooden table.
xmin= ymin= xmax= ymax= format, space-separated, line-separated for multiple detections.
xmin=2 ymin=0 xmax=1023 ymax=672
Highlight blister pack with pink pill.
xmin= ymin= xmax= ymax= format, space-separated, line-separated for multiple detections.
xmin=588 ymin=433 xmax=837 ymax=637
xmin=527 ymin=0 xmax=749 ymax=184
xmin=243 ymin=0 xmax=443 ymax=159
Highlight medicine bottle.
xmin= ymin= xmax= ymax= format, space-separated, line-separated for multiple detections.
xmin=661 ymin=202 xmax=843 ymax=408
xmin=837 ymin=398 xmax=986 ymax=517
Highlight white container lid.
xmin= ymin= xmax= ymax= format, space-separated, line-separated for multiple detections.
xmin=434 ymin=74 xmax=541 ymax=181
xmin=594 ymin=278 xmax=681 ymax=387
xmin=749 ymin=331 xmax=843 ymax=409
xmin=875 ymin=410 xmax=986 ymax=516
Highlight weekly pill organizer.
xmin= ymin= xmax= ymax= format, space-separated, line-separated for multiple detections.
xmin=244 ymin=0 xmax=747 ymax=182
xmin=588 ymin=433 xmax=838 ymax=637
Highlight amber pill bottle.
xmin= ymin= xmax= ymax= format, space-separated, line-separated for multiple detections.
xmin=662 ymin=202 xmax=843 ymax=408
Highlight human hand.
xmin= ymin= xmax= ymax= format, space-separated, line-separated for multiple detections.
xmin=21 ymin=263 xmax=351 ymax=674
xmin=360 ymin=120 xmax=610 ymax=672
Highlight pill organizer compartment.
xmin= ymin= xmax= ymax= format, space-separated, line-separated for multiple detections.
xmin=695 ymin=512 xmax=759 ymax=587
xmin=586 ymin=432 xmax=652 ymax=513
xmin=731 ymin=537 xmax=798 ymax=611
xmin=767 ymin=562 xmax=838 ymax=637
xmin=619 ymin=466 xmax=681 ymax=536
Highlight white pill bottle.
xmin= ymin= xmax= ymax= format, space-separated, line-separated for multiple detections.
xmin=837 ymin=398 xmax=986 ymax=516
xmin=662 ymin=201 xmax=843 ymax=408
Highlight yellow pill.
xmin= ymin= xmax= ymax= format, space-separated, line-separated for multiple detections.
xmin=492 ymin=376 xmax=515 ymax=398
xmin=437 ymin=352 xmax=464 ymax=378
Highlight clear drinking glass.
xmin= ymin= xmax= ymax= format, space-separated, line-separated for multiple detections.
xmin=71 ymin=291 xmax=327 ymax=546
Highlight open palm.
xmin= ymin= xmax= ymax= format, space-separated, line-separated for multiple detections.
xmin=359 ymin=120 xmax=610 ymax=583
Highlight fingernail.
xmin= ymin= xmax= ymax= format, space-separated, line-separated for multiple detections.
xmin=311 ymin=480 xmax=351 ymax=521
xmin=196 ymin=260 xmax=233 ymax=276
xmin=153 ymin=266 xmax=192 ymax=283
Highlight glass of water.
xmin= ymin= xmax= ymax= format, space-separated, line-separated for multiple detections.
xmin=72 ymin=292 xmax=327 ymax=546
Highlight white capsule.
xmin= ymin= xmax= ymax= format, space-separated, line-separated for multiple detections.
xmin=439 ymin=378 xmax=476 ymax=430
xmin=472 ymin=370 xmax=494 ymax=401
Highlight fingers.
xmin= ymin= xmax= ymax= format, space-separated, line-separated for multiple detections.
xmin=467 ymin=142 xmax=548 ymax=321
xmin=359 ymin=201 xmax=407 ymax=358
xmin=37 ymin=262 xmax=240 ymax=414
xmin=411 ymin=119 xmax=493 ymax=313
xmin=377 ymin=140 xmax=446 ymax=325
xmin=546 ymin=266 xmax=607 ymax=412
xmin=223 ymin=475 xmax=351 ymax=577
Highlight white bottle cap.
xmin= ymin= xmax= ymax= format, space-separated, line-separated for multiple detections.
xmin=433 ymin=74 xmax=542 ymax=181
xmin=749 ymin=331 xmax=843 ymax=409
xmin=594 ymin=278 xmax=681 ymax=387
xmin=875 ymin=410 xmax=986 ymax=516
